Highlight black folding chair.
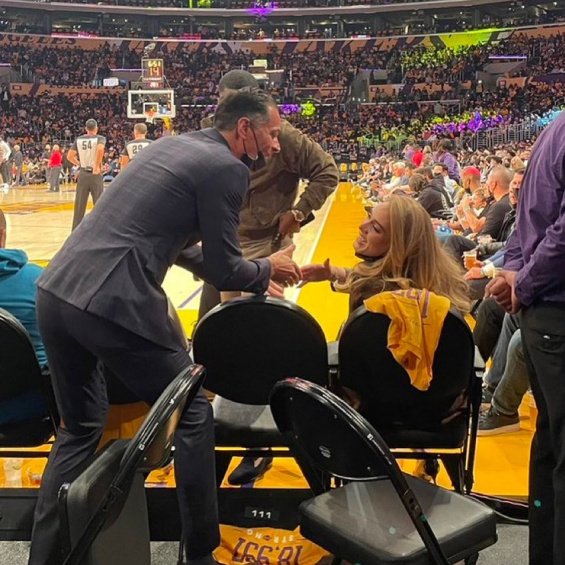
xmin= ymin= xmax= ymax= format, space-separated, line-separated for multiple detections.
xmin=0 ymin=308 xmax=59 ymax=457
xmin=270 ymin=378 xmax=497 ymax=565
xmin=58 ymin=364 xmax=206 ymax=565
xmin=337 ymin=306 xmax=484 ymax=493
xmin=192 ymin=295 xmax=329 ymax=531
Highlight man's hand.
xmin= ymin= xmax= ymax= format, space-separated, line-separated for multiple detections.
xmin=464 ymin=265 xmax=484 ymax=280
xmin=268 ymin=244 xmax=301 ymax=287
xmin=485 ymin=270 xmax=520 ymax=313
xmin=300 ymin=258 xmax=333 ymax=285
xmin=278 ymin=211 xmax=301 ymax=237
xmin=266 ymin=280 xmax=285 ymax=298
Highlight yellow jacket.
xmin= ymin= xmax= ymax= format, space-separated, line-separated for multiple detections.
xmin=364 ymin=289 xmax=451 ymax=391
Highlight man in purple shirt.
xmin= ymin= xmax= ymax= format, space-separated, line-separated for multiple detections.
xmin=487 ymin=111 xmax=565 ymax=565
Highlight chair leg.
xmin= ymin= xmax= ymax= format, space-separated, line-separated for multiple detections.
xmin=215 ymin=451 xmax=232 ymax=486
xmin=465 ymin=552 xmax=479 ymax=564
xmin=177 ymin=536 xmax=185 ymax=565
xmin=440 ymin=455 xmax=464 ymax=493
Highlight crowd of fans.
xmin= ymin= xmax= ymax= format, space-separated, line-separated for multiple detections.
xmin=0 ymin=28 xmax=563 ymax=172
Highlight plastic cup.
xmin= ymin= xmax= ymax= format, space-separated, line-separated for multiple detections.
xmin=463 ymin=250 xmax=478 ymax=270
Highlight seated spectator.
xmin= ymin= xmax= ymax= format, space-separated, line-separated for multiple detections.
xmin=300 ymin=195 xmax=470 ymax=314
xmin=410 ymin=171 xmax=451 ymax=217
xmin=443 ymin=165 xmax=512 ymax=262
xmin=383 ymin=161 xmax=408 ymax=192
xmin=0 ymin=208 xmax=48 ymax=425
xmin=432 ymin=162 xmax=457 ymax=202
xmin=464 ymin=168 xmax=524 ymax=299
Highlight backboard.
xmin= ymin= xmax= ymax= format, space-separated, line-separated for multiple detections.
xmin=127 ymin=89 xmax=176 ymax=119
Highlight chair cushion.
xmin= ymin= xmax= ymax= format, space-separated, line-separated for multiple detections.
xmin=213 ymin=396 xmax=286 ymax=448
xmin=300 ymin=475 xmax=496 ymax=565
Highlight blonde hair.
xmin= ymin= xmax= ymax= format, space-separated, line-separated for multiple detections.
xmin=347 ymin=195 xmax=471 ymax=313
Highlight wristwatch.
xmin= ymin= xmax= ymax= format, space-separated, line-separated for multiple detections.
xmin=290 ymin=209 xmax=306 ymax=223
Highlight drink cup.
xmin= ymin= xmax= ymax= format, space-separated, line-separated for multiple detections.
xmin=463 ymin=250 xmax=478 ymax=270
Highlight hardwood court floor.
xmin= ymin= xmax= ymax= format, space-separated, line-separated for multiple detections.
xmin=1 ymin=180 xmax=532 ymax=498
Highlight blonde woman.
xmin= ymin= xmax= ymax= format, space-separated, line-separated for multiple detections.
xmin=301 ymin=195 xmax=470 ymax=314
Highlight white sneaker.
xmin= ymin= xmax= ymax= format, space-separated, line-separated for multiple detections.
xmin=1 ymin=183 xmax=9 ymax=194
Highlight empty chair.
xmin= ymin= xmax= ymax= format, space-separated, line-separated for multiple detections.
xmin=192 ymin=295 xmax=329 ymax=508
xmin=58 ymin=364 xmax=206 ymax=565
xmin=270 ymin=378 xmax=497 ymax=565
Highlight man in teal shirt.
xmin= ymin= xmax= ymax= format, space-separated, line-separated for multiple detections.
xmin=0 ymin=208 xmax=47 ymax=424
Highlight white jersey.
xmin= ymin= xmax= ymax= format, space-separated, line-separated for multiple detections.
xmin=72 ymin=134 xmax=106 ymax=169
xmin=122 ymin=138 xmax=152 ymax=160
xmin=0 ymin=140 xmax=11 ymax=163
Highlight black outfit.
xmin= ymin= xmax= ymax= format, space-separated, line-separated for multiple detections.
xmin=29 ymin=129 xmax=271 ymax=565
xmin=443 ymin=193 xmax=512 ymax=262
xmin=473 ymin=297 xmax=506 ymax=361
xmin=416 ymin=177 xmax=451 ymax=217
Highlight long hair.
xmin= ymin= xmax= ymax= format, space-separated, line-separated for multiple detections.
xmin=347 ymin=195 xmax=471 ymax=313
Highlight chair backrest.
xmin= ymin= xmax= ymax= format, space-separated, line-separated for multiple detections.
xmin=338 ymin=306 xmax=475 ymax=429
xmin=60 ymin=364 xmax=206 ymax=565
xmin=0 ymin=307 xmax=43 ymax=401
xmin=193 ymin=296 xmax=328 ymax=405
xmin=269 ymin=378 xmax=450 ymax=565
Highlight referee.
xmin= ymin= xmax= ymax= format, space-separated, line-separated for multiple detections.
xmin=119 ymin=123 xmax=153 ymax=171
xmin=67 ymin=119 xmax=106 ymax=230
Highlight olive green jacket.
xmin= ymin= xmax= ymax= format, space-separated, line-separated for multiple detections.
xmin=201 ymin=118 xmax=338 ymax=235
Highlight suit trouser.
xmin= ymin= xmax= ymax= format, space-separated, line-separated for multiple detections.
xmin=29 ymin=290 xmax=219 ymax=565
xmin=520 ymin=302 xmax=565 ymax=565
xmin=71 ymin=171 xmax=103 ymax=230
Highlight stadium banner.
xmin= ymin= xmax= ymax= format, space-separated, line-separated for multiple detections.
xmin=1 ymin=24 xmax=564 ymax=53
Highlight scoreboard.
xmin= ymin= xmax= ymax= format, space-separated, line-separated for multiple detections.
xmin=142 ymin=58 xmax=165 ymax=88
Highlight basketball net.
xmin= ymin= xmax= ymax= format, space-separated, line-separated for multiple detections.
xmin=145 ymin=108 xmax=156 ymax=124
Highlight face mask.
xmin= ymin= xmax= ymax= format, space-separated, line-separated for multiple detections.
xmin=241 ymin=152 xmax=267 ymax=172
xmin=241 ymin=125 xmax=267 ymax=172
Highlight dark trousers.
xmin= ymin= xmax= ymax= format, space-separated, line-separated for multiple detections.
xmin=521 ymin=302 xmax=565 ymax=565
xmin=29 ymin=290 xmax=219 ymax=565
xmin=473 ymin=297 xmax=506 ymax=361
xmin=443 ymin=234 xmax=476 ymax=263
xmin=72 ymin=171 xmax=103 ymax=230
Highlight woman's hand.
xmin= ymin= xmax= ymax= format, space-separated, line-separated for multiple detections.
xmin=300 ymin=258 xmax=333 ymax=285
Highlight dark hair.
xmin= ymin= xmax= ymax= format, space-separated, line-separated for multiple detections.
xmin=408 ymin=173 xmax=427 ymax=194
xmin=214 ymin=89 xmax=277 ymax=131
xmin=219 ymin=70 xmax=259 ymax=93
xmin=432 ymin=162 xmax=449 ymax=173
xmin=414 ymin=166 xmax=433 ymax=180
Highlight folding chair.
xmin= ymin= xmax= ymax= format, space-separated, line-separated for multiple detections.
xmin=337 ymin=306 xmax=484 ymax=493
xmin=192 ymin=296 xmax=329 ymax=517
xmin=0 ymin=308 xmax=59 ymax=457
xmin=58 ymin=364 xmax=206 ymax=565
xmin=270 ymin=378 xmax=497 ymax=565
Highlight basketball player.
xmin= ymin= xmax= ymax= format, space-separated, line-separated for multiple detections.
xmin=66 ymin=119 xmax=106 ymax=230
xmin=119 ymin=122 xmax=153 ymax=170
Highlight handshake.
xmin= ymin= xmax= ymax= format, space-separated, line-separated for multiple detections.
xmin=267 ymin=246 xmax=343 ymax=298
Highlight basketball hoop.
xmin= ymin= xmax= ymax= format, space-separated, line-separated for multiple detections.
xmin=144 ymin=108 xmax=156 ymax=124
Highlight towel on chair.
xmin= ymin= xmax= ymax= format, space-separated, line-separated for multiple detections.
xmin=364 ymin=289 xmax=450 ymax=391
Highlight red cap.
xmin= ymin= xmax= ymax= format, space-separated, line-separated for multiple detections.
xmin=462 ymin=166 xmax=481 ymax=179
